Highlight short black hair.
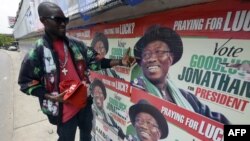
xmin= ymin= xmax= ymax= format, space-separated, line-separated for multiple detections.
xmin=91 ymin=32 xmax=109 ymax=53
xmin=90 ymin=79 xmax=107 ymax=99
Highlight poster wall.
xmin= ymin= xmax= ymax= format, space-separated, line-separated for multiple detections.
xmin=68 ymin=0 xmax=250 ymax=140
xmin=89 ymin=72 xmax=132 ymax=141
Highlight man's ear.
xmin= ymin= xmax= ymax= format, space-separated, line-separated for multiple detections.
xmin=156 ymin=128 xmax=162 ymax=140
xmin=169 ymin=54 xmax=174 ymax=65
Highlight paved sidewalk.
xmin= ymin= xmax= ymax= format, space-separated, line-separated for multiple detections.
xmin=7 ymin=50 xmax=57 ymax=141
xmin=6 ymin=50 xmax=79 ymax=141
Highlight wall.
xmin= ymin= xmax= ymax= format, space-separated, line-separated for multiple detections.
xmin=13 ymin=0 xmax=31 ymax=38
xmin=66 ymin=0 xmax=249 ymax=140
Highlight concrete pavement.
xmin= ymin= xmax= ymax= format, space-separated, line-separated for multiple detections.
xmin=0 ymin=51 xmax=14 ymax=141
xmin=5 ymin=49 xmax=79 ymax=141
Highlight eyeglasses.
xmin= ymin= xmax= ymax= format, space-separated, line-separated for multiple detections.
xmin=141 ymin=50 xmax=171 ymax=60
xmin=42 ymin=16 xmax=69 ymax=24
xmin=135 ymin=118 xmax=159 ymax=129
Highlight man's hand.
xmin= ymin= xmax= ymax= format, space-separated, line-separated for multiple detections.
xmin=45 ymin=91 xmax=67 ymax=103
xmin=121 ymin=48 xmax=136 ymax=67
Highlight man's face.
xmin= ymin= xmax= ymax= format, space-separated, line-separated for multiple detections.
xmin=94 ymin=41 xmax=107 ymax=59
xmin=43 ymin=8 xmax=68 ymax=39
xmin=134 ymin=112 xmax=161 ymax=141
xmin=93 ymin=86 xmax=105 ymax=109
xmin=140 ymin=41 xmax=173 ymax=84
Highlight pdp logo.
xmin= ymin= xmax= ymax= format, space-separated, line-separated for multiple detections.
xmin=224 ymin=125 xmax=249 ymax=140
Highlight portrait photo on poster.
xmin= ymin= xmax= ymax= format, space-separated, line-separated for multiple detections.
xmin=90 ymin=78 xmax=126 ymax=140
xmin=131 ymin=25 xmax=230 ymax=125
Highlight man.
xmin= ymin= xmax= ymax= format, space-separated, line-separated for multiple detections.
xmin=128 ymin=99 xmax=169 ymax=141
xmin=90 ymin=79 xmax=125 ymax=140
xmin=91 ymin=32 xmax=123 ymax=80
xmin=18 ymin=2 xmax=134 ymax=141
xmin=131 ymin=25 xmax=230 ymax=124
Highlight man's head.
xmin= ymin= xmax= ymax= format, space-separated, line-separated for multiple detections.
xmin=91 ymin=32 xmax=109 ymax=59
xmin=129 ymin=100 xmax=168 ymax=141
xmin=134 ymin=25 xmax=183 ymax=84
xmin=90 ymin=79 xmax=107 ymax=110
xmin=38 ymin=2 xmax=69 ymax=39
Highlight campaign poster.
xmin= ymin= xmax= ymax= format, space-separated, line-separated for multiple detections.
xmin=158 ymin=0 xmax=250 ymax=125
xmin=129 ymin=87 xmax=224 ymax=141
xmin=84 ymin=29 xmax=137 ymax=81
xmin=170 ymin=38 xmax=250 ymax=124
xmin=104 ymin=37 xmax=137 ymax=81
xmin=93 ymin=117 xmax=121 ymax=141
xmin=128 ymin=1 xmax=250 ymax=140
xmin=66 ymin=0 xmax=250 ymax=140
xmin=89 ymin=72 xmax=132 ymax=140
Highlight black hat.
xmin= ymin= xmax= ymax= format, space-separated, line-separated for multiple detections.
xmin=134 ymin=25 xmax=183 ymax=65
xmin=90 ymin=79 xmax=107 ymax=99
xmin=129 ymin=99 xmax=169 ymax=139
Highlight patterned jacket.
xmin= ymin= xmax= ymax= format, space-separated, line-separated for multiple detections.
xmin=18 ymin=34 xmax=109 ymax=124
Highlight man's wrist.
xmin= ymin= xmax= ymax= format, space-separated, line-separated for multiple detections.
xmin=45 ymin=93 xmax=55 ymax=101
xmin=45 ymin=93 xmax=52 ymax=100
xmin=119 ymin=59 xmax=123 ymax=66
xmin=109 ymin=59 xmax=124 ymax=67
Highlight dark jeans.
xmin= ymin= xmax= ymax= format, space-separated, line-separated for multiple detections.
xmin=57 ymin=99 xmax=93 ymax=141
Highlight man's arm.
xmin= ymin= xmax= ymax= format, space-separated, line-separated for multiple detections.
xmin=76 ymin=39 xmax=135 ymax=70
xmin=44 ymin=91 xmax=66 ymax=102
xmin=100 ymin=47 xmax=136 ymax=68
xmin=18 ymin=48 xmax=46 ymax=99
xmin=18 ymin=44 xmax=65 ymax=104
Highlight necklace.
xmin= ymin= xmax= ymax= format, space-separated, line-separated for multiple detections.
xmin=59 ymin=44 xmax=68 ymax=76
